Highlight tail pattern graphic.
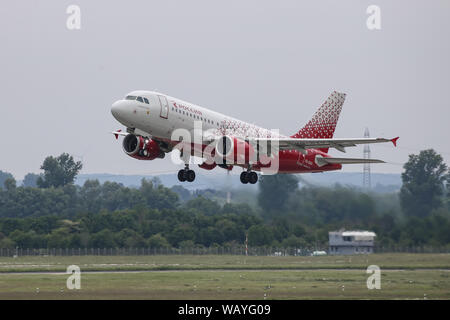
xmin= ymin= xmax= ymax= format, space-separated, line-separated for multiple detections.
xmin=291 ymin=91 xmax=346 ymax=140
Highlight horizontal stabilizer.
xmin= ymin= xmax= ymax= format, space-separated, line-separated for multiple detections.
xmin=315 ymin=157 xmax=385 ymax=166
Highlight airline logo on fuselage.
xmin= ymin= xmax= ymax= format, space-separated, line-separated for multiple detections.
xmin=172 ymin=102 xmax=203 ymax=116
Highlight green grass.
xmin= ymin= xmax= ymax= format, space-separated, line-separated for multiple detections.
xmin=0 ymin=269 xmax=449 ymax=299
xmin=0 ymin=254 xmax=449 ymax=299
xmin=0 ymin=253 xmax=449 ymax=272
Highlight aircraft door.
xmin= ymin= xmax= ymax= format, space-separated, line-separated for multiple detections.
xmin=158 ymin=95 xmax=169 ymax=119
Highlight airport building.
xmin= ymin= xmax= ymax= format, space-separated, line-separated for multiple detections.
xmin=328 ymin=230 xmax=376 ymax=255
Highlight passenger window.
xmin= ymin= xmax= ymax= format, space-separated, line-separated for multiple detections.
xmin=137 ymin=96 xmax=144 ymax=103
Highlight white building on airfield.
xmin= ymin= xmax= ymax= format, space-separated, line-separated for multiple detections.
xmin=328 ymin=230 xmax=376 ymax=255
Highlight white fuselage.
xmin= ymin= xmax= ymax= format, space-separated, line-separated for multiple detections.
xmin=111 ymin=90 xmax=285 ymax=144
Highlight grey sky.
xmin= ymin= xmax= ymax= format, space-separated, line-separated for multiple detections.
xmin=1 ymin=0 xmax=449 ymax=179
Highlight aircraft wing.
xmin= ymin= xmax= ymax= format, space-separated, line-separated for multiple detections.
xmin=252 ymin=136 xmax=399 ymax=153
xmin=111 ymin=130 xmax=128 ymax=139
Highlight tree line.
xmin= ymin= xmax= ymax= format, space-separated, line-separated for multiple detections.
xmin=0 ymin=150 xmax=449 ymax=250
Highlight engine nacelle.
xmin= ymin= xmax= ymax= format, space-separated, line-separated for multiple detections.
xmin=215 ymin=136 xmax=254 ymax=165
xmin=122 ymin=134 xmax=164 ymax=160
xmin=198 ymin=162 xmax=217 ymax=170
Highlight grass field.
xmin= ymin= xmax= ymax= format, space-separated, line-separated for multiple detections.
xmin=0 ymin=253 xmax=449 ymax=299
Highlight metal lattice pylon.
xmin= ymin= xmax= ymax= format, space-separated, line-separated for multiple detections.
xmin=363 ymin=127 xmax=371 ymax=189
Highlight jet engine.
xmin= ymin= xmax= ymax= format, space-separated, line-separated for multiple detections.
xmin=198 ymin=162 xmax=217 ymax=170
xmin=215 ymin=136 xmax=254 ymax=165
xmin=122 ymin=134 xmax=165 ymax=160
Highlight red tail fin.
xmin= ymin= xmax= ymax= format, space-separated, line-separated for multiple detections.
xmin=291 ymin=91 xmax=346 ymax=152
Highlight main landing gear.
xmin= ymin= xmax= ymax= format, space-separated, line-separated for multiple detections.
xmin=178 ymin=165 xmax=196 ymax=182
xmin=240 ymin=171 xmax=258 ymax=184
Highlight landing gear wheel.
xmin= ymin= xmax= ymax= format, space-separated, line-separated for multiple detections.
xmin=248 ymin=172 xmax=258 ymax=184
xmin=186 ymin=170 xmax=196 ymax=182
xmin=177 ymin=169 xmax=187 ymax=182
xmin=240 ymin=171 xmax=249 ymax=184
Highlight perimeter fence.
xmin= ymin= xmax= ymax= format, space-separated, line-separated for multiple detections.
xmin=0 ymin=245 xmax=449 ymax=257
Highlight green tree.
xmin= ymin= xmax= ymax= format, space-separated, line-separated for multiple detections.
xmin=147 ymin=233 xmax=170 ymax=248
xmin=167 ymin=225 xmax=195 ymax=247
xmin=140 ymin=178 xmax=179 ymax=209
xmin=247 ymin=224 xmax=274 ymax=246
xmin=446 ymin=175 xmax=450 ymax=210
xmin=3 ymin=178 xmax=16 ymax=192
xmin=185 ymin=196 xmax=220 ymax=216
xmin=47 ymin=229 xmax=70 ymax=248
xmin=196 ymin=226 xmax=224 ymax=246
xmin=22 ymin=173 xmax=41 ymax=187
xmin=0 ymin=237 xmax=15 ymax=249
xmin=80 ymin=180 xmax=102 ymax=213
xmin=9 ymin=230 xmax=44 ymax=248
xmin=400 ymin=149 xmax=449 ymax=217
xmin=37 ymin=153 xmax=82 ymax=188
xmin=258 ymin=174 xmax=298 ymax=216
xmin=179 ymin=240 xmax=195 ymax=249
xmin=281 ymin=235 xmax=308 ymax=248
xmin=215 ymin=218 xmax=243 ymax=243
xmin=170 ymin=185 xmax=192 ymax=202
xmin=89 ymin=229 xmax=116 ymax=248
xmin=0 ymin=170 xmax=14 ymax=190
xmin=115 ymin=228 xmax=146 ymax=247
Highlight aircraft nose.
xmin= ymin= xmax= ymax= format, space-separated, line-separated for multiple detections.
xmin=111 ymin=100 xmax=127 ymax=120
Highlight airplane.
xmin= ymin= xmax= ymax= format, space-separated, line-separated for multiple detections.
xmin=111 ymin=90 xmax=398 ymax=184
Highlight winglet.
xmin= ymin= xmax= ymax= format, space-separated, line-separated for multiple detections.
xmin=391 ymin=137 xmax=399 ymax=147
xmin=114 ymin=129 xmax=122 ymax=140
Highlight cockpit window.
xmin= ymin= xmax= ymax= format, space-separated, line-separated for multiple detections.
xmin=125 ymin=95 xmax=149 ymax=104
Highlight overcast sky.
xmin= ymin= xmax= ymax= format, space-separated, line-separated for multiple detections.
xmin=1 ymin=0 xmax=449 ymax=179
